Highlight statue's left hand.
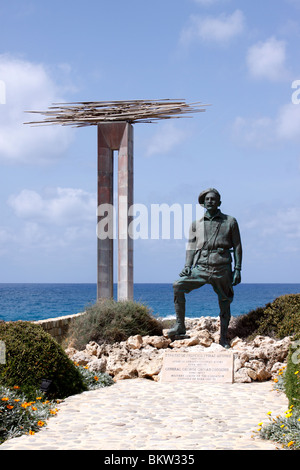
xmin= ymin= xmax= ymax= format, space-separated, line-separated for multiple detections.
xmin=232 ymin=269 xmax=241 ymax=286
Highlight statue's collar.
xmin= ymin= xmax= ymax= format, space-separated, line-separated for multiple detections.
xmin=204 ymin=209 xmax=222 ymax=220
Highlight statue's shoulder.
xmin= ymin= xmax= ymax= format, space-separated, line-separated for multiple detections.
xmin=220 ymin=212 xmax=238 ymax=225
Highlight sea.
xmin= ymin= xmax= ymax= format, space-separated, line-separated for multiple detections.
xmin=0 ymin=283 xmax=299 ymax=323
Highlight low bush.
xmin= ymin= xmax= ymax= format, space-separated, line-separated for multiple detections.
xmin=228 ymin=306 xmax=265 ymax=340
xmin=229 ymin=294 xmax=300 ymax=341
xmin=66 ymin=299 xmax=163 ymax=350
xmin=0 ymin=385 xmax=59 ymax=444
xmin=255 ymin=294 xmax=300 ymax=340
xmin=0 ymin=321 xmax=86 ymax=400
xmin=74 ymin=363 xmax=114 ymax=390
xmin=258 ymin=406 xmax=300 ymax=450
xmin=256 ymin=347 xmax=300 ymax=450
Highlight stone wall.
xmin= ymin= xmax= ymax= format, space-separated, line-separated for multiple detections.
xmin=34 ymin=312 xmax=86 ymax=344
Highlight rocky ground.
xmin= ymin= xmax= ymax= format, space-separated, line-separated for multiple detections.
xmin=66 ymin=317 xmax=291 ymax=384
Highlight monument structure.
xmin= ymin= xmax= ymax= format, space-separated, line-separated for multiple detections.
xmin=25 ymin=99 xmax=207 ymax=301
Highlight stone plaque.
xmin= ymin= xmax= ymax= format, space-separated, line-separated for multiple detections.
xmin=160 ymin=351 xmax=233 ymax=383
xmin=0 ymin=341 xmax=5 ymax=365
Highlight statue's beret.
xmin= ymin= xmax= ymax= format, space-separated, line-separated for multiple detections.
xmin=198 ymin=188 xmax=221 ymax=206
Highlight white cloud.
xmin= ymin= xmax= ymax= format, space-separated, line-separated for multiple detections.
xmin=0 ymin=54 xmax=74 ymax=163
xmin=246 ymin=37 xmax=290 ymax=81
xmin=232 ymin=103 xmax=300 ymax=147
xmin=244 ymin=206 xmax=300 ymax=256
xmin=4 ymin=186 xmax=97 ymax=259
xmin=145 ymin=121 xmax=188 ymax=157
xmin=180 ymin=9 xmax=245 ymax=45
xmin=8 ymin=187 xmax=97 ymax=226
xmin=231 ymin=116 xmax=276 ymax=148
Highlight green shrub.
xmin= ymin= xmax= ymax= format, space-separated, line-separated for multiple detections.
xmin=229 ymin=294 xmax=300 ymax=341
xmin=74 ymin=363 xmax=114 ymax=390
xmin=255 ymin=294 xmax=300 ymax=340
xmin=0 ymin=321 xmax=86 ymax=400
xmin=228 ymin=306 xmax=266 ymax=340
xmin=66 ymin=299 xmax=163 ymax=350
xmin=284 ymin=342 xmax=300 ymax=411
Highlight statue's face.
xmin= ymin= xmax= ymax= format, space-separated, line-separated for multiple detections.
xmin=204 ymin=192 xmax=220 ymax=212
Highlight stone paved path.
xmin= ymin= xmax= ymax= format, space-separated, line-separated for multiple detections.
xmin=0 ymin=379 xmax=288 ymax=451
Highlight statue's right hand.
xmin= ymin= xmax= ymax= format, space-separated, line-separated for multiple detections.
xmin=179 ymin=266 xmax=192 ymax=277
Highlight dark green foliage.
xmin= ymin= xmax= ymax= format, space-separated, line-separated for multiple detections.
xmin=228 ymin=306 xmax=266 ymax=340
xmin=228 ymin=294 xmax=300 ymax=341
xmin=66 ymin=299 xmax=163 ymax=350
xmin=0 ymin=321 xmax=86 ymax=400
xmin=255 ymin=294 xmax=300 ymax=340
xmin=284 ymin=342 xmax=300 ymax=411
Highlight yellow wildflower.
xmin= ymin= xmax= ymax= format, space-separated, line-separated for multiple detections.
xmin=37 ymin=421 xmax=45 ymax=427
xmin=29 ymin=430 xmax=35 ymax=435
xmin=1 ymin=397 xmax=9 ymax=401
xmin=287 ymin=441 xmax=294 ymax=448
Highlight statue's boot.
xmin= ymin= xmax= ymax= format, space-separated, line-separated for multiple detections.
xmin=219 ymin=301 xmax=231 ymax=349
xmin=168 ymin=300 xmax=186 ymax=338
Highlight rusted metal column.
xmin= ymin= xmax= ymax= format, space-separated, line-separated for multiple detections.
xmin=97 ymin=122 xmax=134 ymax=301
xmin=97 ymin=125 xmax=114 ymax=300
xmin=118 ymin=124 xmax=134 ymax=300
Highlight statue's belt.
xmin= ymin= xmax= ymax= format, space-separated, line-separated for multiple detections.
xmin=200 ymin=248 xmax=231 ymax=256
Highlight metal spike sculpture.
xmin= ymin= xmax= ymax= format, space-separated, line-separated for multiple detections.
xmin=25 ymin=99 xmax=207 ymax=301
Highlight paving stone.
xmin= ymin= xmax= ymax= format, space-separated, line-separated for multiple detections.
xmin=0 ymin=379 xmax=288 ymax=451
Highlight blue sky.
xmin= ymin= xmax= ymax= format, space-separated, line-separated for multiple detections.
xmin=0 ymin=0 xmax=299 ymax=284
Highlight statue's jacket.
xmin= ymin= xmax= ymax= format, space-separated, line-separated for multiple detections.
xmin=186 ymin=210 xmax=242 ymax=270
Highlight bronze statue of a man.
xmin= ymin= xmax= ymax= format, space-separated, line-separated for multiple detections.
xmin=168 ymin=188 xmax=242 ymax=348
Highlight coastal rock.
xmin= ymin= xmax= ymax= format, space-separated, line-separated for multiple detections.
xmin=142 ymin=335 xmax=171 ymax=349
xmin=85 ymin=341 xmax=101 ymax=356
xmin=196 ymin=330 xmax=214 ymax=347
xmin=126 ymin=335 xmax=143 ymax=350
xmin=234 ymin=367 xmax=252 ymax=383
xmin=86 ymin=357 xmax=107 ymax=373
xmin=65 ymin=317 xmax=292 ymax=384
xmin=169 ymin=336 xmax=200 ymax=349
